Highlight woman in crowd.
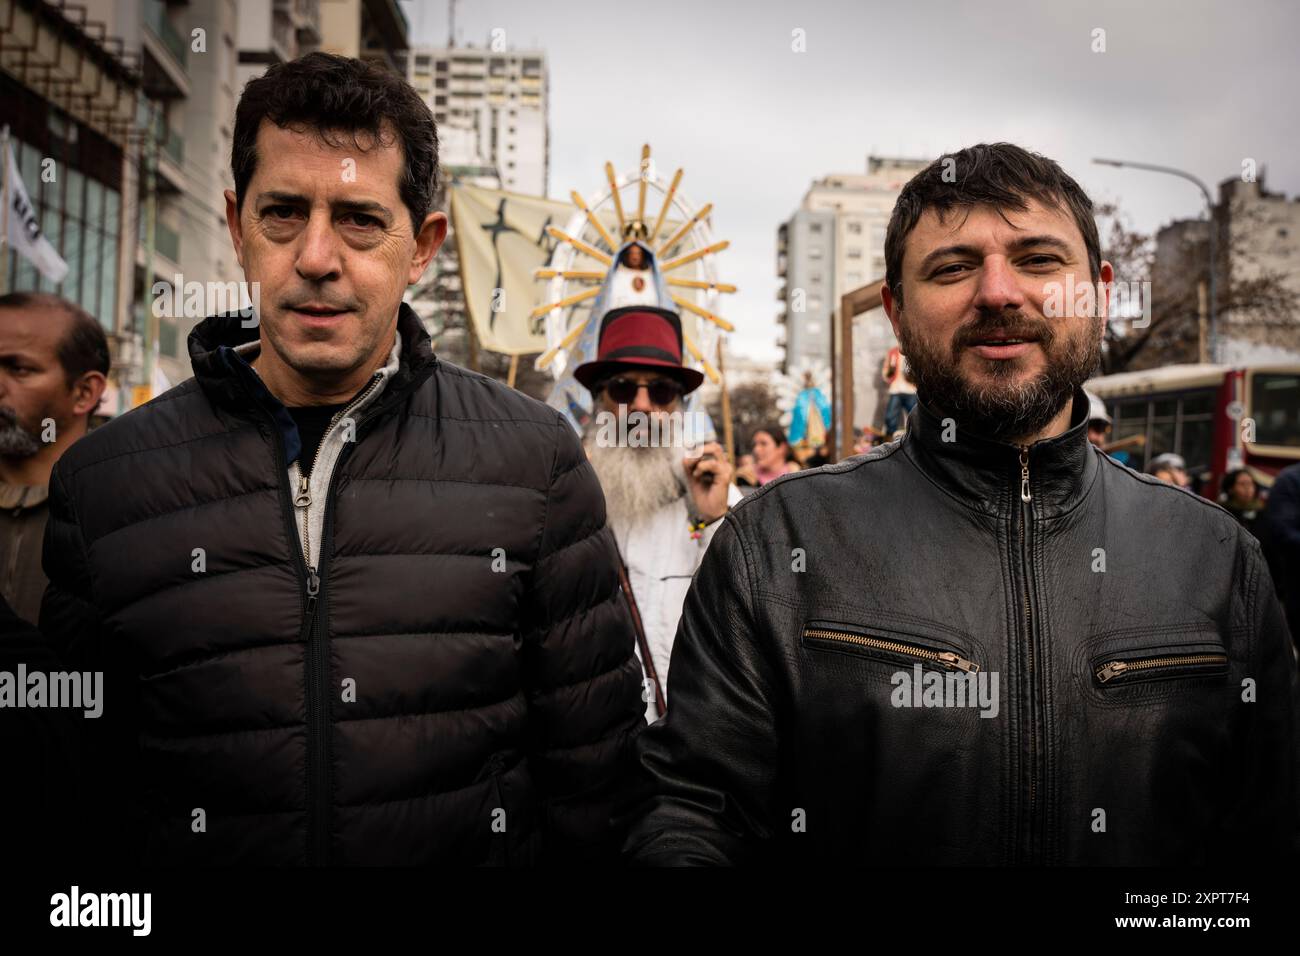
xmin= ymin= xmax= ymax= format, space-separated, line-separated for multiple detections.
xmin=742 ymin=424 xmax=801 ymax=487
xmin=1220 ymin=468 xmax=1268 ymax=538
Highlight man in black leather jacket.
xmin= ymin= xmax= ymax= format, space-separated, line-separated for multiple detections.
xmin=623 ymin=143 xmax=1299 ymax=865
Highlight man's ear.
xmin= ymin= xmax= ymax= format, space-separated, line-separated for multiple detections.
xmin=71 ymin=370 xmax=108 ymax=419
xmin=1097 ymin=261 xmax=1115 ymax=331
xmin=881 ymin=280 xmax=903 ymax=339
xmin=224 ymin=189 xmax=245 ymax=269
xmin=408 ymin=211 xmax=449 ymax=285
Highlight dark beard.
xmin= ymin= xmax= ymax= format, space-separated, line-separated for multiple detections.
xmin=897 ymin=308 xmax=1101 ymax=443
xmin=0 ymin=407 xmax=44 ymax=458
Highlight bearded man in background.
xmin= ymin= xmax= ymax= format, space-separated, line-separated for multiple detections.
xmin=578 ymin=306 xmax=739 ymax=722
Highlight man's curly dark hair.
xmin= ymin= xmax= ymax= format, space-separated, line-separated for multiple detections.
xmin=231 ymin=52 xmax=438 ymax=234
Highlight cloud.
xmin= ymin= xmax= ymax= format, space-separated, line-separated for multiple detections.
xmin=406 ymin=0 xmax=1300 ymax=363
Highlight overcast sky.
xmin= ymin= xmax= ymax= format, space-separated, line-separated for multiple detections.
xmin=400 ymin=0 xmax=1300 ymax=363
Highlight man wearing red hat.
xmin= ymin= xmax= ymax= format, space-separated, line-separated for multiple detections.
xmin=576 ymin=305 xmax=740 ymax=723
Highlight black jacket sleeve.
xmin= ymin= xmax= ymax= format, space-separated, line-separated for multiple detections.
xmin=40 ymin=461 xmax=98 ymax=662
xmin=518 ymin=420 xmax=644 ymax=864
xmin=0 ymin=591 xmax=79 ymax=862
xmin=39 ymin=459 xmax=143 ymax=865
xmin=1213 ymin=535 xmax=1300 ymax=861
xmin=622 ymin=513 xmax=781 ymax=865
xmin=1264 ymin=466 xmax=1300 ymax=639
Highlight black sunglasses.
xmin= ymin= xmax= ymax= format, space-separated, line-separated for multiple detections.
xmin=602 ymin=376 xmax=684 ymax=406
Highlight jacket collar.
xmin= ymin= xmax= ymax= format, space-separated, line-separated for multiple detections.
xmin=188 ymin=301 xmax=438 ymax=418
xmin=902 ymin=389 xmax=1099 ymax=519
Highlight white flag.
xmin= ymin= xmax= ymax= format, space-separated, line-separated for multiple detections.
xmin=4 ymin=137 xmax=69 ymax=284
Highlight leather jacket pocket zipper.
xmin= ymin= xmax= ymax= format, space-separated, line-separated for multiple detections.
xmin=802 ymin=626 xmax=979 ymax=673
xmin=1094 ymin=652 xmax=1228 ymax=685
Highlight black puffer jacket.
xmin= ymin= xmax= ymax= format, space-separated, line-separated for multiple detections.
xmin=624 ymin=393 xmax=1299 ymax=865
xmin=40 ymin=304 xmax=644 ymax=865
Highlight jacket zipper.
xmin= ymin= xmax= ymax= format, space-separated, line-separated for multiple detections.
xmin=227 ymin=343 xmax=415 ymax=864
xmin=232 ymin=388 xmax=316 ymax=860
xmin=293 ymin=376 xmax=382 ymax=574
xmin=802 ymin=627 xmax=979 ymax=672
xmin=292 ymin=372 xmax=385 ymax=866
xmin=1016 ymin=444 xmax=1042 ymax=865
xmin=292 ymin=387 xmax=374 ymax=580
xmin=1095 ymin=653 xmax=1228 ymax=684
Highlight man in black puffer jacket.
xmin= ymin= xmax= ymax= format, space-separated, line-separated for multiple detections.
xmin=624 ymin=144 xmax=1299 ymax=865
xmin=37 ymin=53 xmax=643 ymax=866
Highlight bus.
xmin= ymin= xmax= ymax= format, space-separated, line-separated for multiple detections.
xmin=1085 ymin=363 xmax=1300 ymax=498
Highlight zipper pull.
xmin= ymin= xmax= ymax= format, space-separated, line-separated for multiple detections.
xmin=938 ymin=652 xmax=980 ymax=673
xmin=305 ymin=567 xmax=320 ymax=618
xmin=294 ymin=474 xmax=311 ymax=509
xmin=1096 ymin=661 xmax=1127 ymax=683
xmin=1019 ymin=446 xmax=1032 ymax=502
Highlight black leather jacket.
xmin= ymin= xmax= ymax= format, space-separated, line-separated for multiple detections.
xmin=624 ymin=392 xmax=1299 ymax=865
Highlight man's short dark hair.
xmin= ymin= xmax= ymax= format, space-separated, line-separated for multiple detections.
xmin=0 ymin=291 xmax=110 ymax=388
xmin=884 ymin=143 xmax=1102 ymax=307
xmin=231 ymin=52 xmax=438 ymax=234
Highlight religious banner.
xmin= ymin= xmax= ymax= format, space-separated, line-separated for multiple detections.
xmin=447 ymin=183 xmax=576 ymax=355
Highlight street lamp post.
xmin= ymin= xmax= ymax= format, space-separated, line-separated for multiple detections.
xmin=1093 ymin=158 xmax=1219 ymax=364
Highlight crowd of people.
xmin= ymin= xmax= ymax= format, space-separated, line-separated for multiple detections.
xmin=1080 ymin=392 xmax=1299 ymax=636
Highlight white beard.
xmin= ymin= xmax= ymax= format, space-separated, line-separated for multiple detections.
xmin=585 ymin=437 xmax=684 ymax=534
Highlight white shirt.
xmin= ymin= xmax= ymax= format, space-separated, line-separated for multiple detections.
xmin=614 ymin=483 xmax=744 ymax=723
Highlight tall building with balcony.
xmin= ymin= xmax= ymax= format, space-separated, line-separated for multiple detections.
xmin=133 ymin=0 xmax=192 ymax=387
xmin=236 ymin=0 xmax=322 ymax=91
xmin=775 ymin=209 xmax=837 ymax=372
xmin=151 ymin=0 xmax=247 ymax=385
xmin=3 ymin=0 xmax=240 ymax=394
xmin=777 ymin=157 xmax=928 ymax=373
xmin=113 ymin=0 xmax=246 ymax=388
xmin=1150 ymin=173 xmax=1300 ymax=368
xmin=316 ymin=0 xmax=408 ymax=75
xmin=398 ymin=42 xmax=550 ymax=366
xmin=777 ymin=156 xmax=928 ymax=429
xmin=400 ymin=44 xmax=549 ymax=196
xmin=1216 ymin=174 xmax=1300 ymax=363
xmin=2 ymin=0 xmax=139 ymax=410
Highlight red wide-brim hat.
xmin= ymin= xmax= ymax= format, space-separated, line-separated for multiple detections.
xmin=573 ymin=306 xmax=705 ymax=394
